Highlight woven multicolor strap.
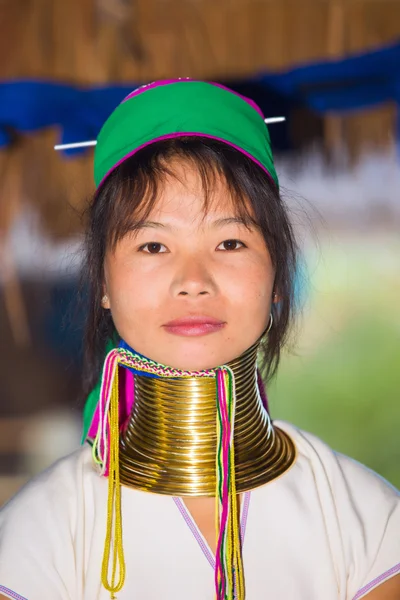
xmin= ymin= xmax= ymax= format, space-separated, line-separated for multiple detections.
xmin=91 ymin=346 xmax=244 ymax=600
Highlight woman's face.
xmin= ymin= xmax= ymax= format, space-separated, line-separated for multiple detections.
xmin=103 ymin=160 xmax=275 ymax=370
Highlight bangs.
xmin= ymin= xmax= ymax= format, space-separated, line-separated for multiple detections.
xmin=97 ymin=137 xmax=272 ymax=255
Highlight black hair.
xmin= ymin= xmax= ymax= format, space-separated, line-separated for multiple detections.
xmin=81 ymin=137 xmax=298 ymax=397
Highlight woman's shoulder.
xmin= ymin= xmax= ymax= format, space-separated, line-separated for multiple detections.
xmin=0 ymin=446 xmax=100 ymax=596
xmin=0 ymin=444 xmax=95 ymax=520
xmin=272 ymin=420 xmax=400 ymax=597
xmin=274 ymin=419 xmax=399 ymax=499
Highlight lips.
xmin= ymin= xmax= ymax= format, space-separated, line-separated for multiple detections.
xmin=163 ymin=316 xmax=226 ymax=337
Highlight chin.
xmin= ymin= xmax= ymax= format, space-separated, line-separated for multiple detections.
xmin=155 ymin=339 xmax=245 ymax=372
xmin=165 ymin=356 xmax=222 ymax=372
xmin=121 ymin=330 xmax=256 ymax=372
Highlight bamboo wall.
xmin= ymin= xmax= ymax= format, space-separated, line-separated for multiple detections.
xmin=0 ymin=0 xmax=399 ymax=238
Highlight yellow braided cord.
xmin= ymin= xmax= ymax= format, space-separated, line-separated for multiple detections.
xmin=214 ymin=368 xmax=245 ymax=600
xmin=226 ymin=508 xmax=234 ymax=597
xmin=230 ymin=443 xmax=245 ymax=600
xmin=228 ymin=368 xmax=245 ymax=600
xmin=215 ymin=385 xmax=222 ymax=598
xmin=101 ymin=365 xmax=126 ymax=598
xmin=226 ymin=372 xmax=235 ymax=599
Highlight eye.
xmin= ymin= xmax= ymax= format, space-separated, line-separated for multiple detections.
xmin=139 ymin=242 xmax=168 ymax=254
xmin=216 ymin=239 xmax=246 ymax=251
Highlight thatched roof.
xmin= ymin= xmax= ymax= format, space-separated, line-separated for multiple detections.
xmin=0 ymin=0 xmax=399 ymax=239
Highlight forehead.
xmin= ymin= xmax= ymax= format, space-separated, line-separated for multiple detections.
xmin=107 ymin=153 xmax=259 ymax=248
xmin=143 ymin=159 xmax=252 ymax=223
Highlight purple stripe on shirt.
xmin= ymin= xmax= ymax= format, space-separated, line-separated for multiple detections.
xmin=173 ymin=491 xmax=251 ymax=571
xmin=241 ymin=491 xmax=251 ymax=543
xmin=0 ymin=586 xmax=28 ymax=600
xmin=173 ymin=496 xmax=215 ymax=568
xmin=352 ymin=562 xmax=400 ymax=599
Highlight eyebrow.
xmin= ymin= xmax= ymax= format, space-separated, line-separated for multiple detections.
xmin=127 ymin=221 xmax=167 ymax=232
xmin=211 ymin=216 xmax=258 ymax=229
xmin=129 ymin=216 xmax=257 ymax=232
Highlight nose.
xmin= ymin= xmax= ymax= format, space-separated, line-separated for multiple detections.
xmin=171 ymin=256 xmax=217 ymax=298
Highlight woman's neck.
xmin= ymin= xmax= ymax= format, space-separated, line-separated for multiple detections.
xmin=118 ymin=342 xmax=296 ymax=496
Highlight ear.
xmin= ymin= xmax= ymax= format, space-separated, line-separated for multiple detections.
xmin=101 ymin=286 xmax=111 ymax=309
xmin=272 ymin=291 xmax=282 ymax=304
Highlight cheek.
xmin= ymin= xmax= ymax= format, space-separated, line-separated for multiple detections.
xmin=227 ymin=262 xmax=273 ymax=327
xmin=106 ymin=264 xmax=166 ymax=324
xmin=229 ymin=260 xmax=273 ymax=302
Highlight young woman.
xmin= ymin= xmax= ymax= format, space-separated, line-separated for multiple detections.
xmin=0 ymin=79 xmax=399 ymax=600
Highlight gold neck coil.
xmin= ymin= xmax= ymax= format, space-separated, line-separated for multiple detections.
xmin=119 ymin=342 xmax=296 ymax=496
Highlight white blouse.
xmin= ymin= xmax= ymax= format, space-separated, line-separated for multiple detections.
xmin=0 ymin=420 xmax=399 ymax=600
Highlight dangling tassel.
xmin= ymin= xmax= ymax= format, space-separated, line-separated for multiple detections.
xmin=91 ymin=347 xmax=244 ymax=599
xmin=215 ymin=367 xmax=245 ymax=600
xmin=93 ymin=350 xmax=126 ymax=599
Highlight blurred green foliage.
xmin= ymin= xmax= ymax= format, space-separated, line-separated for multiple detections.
xmin=270 ymin=310 xmax=400 ymax=488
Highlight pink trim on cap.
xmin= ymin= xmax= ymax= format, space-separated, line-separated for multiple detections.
xmin=122 ymin=79 xmax=192 ymax=102
xmin=121 ymin=78 xmax=265 ymax=119
xmin=210 ymin=82 xmax=264 ymax=119
xmin=98 ymin=131 xmax=276 ymax=189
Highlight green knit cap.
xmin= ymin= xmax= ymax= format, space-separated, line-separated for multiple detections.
xmin=94 ymin=79 xmax=279 ymax=188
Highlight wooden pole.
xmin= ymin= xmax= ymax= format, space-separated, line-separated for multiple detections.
xmin=1 ymin=239 xmax=31 ymax=348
